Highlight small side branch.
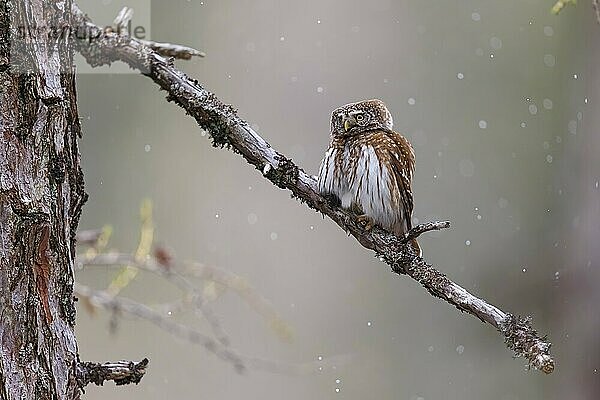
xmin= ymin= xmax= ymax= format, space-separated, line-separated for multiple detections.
xmin=402 ymin=220 xmax=451 ymax=244
xmin=108 ymin=7 xmax=205 ymax=60
xmin=72 ymin=5 xmax=554 ymax=374
xmin=139 ymin=40 xmax=206 ymax=59
xmin=76 ymin=358 xmax=148 ymax=388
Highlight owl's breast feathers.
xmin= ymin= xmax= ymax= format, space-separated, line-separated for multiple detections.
xmin=318 ymin=130 xmax=415 ymax=236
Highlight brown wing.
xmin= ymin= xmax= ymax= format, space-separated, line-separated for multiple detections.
xmin=387 ymin=130 xmax=416 ymax=232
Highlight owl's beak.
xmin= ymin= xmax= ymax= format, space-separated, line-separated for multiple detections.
xmin=344 ymin=119 xmax=351 ymax=132
xmin=343 ymin=118 xmax=355 ymax=132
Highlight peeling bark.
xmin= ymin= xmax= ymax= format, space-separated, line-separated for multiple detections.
xmin=0 ymin=0 xmax=86 ymax=398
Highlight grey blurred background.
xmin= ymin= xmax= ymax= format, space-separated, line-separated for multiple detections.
xmin=74 ymin=1 xmax=598 ymax=399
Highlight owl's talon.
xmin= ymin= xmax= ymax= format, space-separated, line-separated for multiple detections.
xmin=357 ymin=215 xmax=375 ymax=231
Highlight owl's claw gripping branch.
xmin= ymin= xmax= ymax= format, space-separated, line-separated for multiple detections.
xmin=72 ymin=5 xmax=554 ymax=374
xmin=356 ymin=214 xmax=375 ymax=231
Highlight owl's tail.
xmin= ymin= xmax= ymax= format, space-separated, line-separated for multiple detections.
xmin=410 ymin=238 xmax=422 ymax=258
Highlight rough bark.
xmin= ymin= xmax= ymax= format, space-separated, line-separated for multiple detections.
xmin=0 ymin=0 xmax=86 ymax=398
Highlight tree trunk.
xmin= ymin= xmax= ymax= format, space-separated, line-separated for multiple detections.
xmin=0 ymin=0 xmax=85 ymax=398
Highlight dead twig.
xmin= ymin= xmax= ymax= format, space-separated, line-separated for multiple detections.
xmin=107 ymin=7 xmax=205 ymax=59
xmin=140 ymin=40 xmax=206 ymax=59
xmin=76 ymin=358 xmax=148 ymax=388
xmin=401 ymin=220 xmax=451 ymax=244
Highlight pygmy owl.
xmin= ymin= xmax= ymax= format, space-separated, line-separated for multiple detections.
xmin=317 ymin=99 xmax=421 ymax=256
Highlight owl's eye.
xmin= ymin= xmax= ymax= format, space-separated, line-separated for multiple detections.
xmin=356 ymin=114 xmax=365 ymax=122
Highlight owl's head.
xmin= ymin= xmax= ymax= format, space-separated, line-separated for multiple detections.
xmin=330 ymin=99 xmax=394 ymax=136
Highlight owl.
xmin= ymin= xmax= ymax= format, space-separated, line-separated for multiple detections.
xmin=317 ymin=99 xmax=421 ymax=256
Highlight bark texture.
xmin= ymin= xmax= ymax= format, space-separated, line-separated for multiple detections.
xmin=0 ymin=0 xmax=85 ymax=398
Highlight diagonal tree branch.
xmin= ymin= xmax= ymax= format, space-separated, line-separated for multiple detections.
xmin=71 ymin=5 xmax=554 ymax=374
